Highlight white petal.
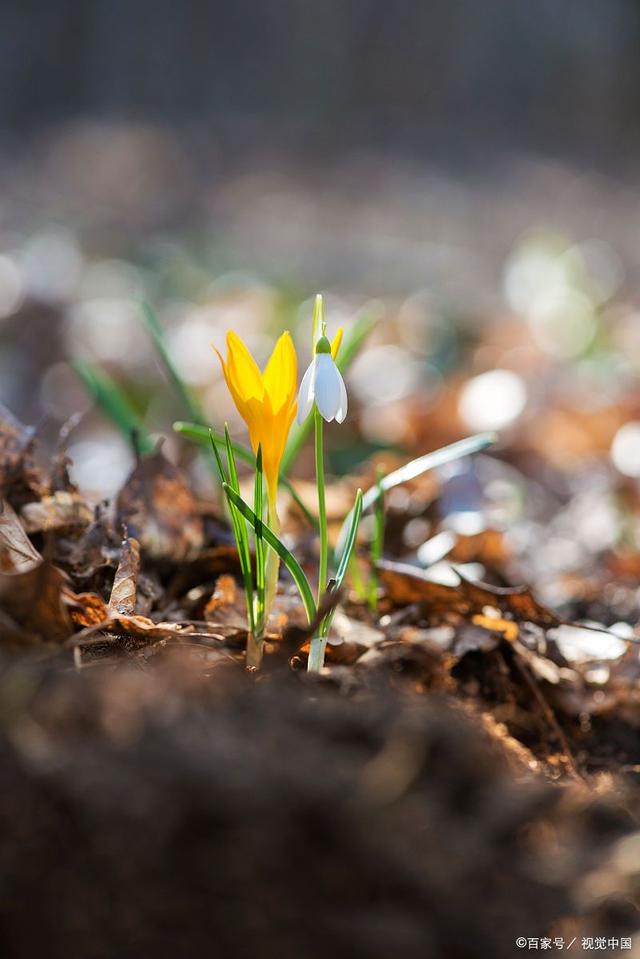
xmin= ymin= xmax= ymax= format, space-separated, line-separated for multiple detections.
xmin=335 ymin=368 xmax=348 ymax=424
xmin=296 ymin=358 xmax=317 ymax=425
xmin=314 ymin=353 xmax=341 ymax=422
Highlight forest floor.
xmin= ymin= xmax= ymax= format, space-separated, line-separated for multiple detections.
xmin=1 ymin=394 xmax=640 ymax=958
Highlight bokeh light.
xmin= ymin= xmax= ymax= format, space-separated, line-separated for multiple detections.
xmin=611 ymin=421 xmax=640 ymax=477
xmin=458 ymin=370 xmax=527 ymax=432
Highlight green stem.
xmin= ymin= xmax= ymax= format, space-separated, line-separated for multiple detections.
xmin=253 ymin=447 xmax=266 ymax=658
xmin=245 ymin=630 xmax=263 ymax=670
xmin=307 ymin=634 xmax=328 ymax=673
xmin=264 ymin=498 xmax=281 ymax=617
xmin=309 ymin=406 xmax=329 ymax=673
xmin=315 ymin=407 xmax=328 ymax=602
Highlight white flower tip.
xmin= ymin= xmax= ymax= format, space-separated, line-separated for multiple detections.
xmin=335 ymin=368 xmax=348 ymax=423
xmin=296 ymin=358 xmax=316 ymax=424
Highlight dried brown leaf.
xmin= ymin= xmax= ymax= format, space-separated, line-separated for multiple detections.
xmin=377 ymin=559 xmax=561 ymax=630
xmin=63 ymin=508 xmax=120 ymax=579
xmin=108 ymin=537 xmax=141 ymax=616
xmin=0 ymin=403 xmax=43 ymax=508
xmin=0 ymin=498 xmax=42 ymax=571
xmin=72 ymin=615 xmax=244 ymax=645
xmin=66 ymin=591 xmax=109 ymax=628
xmin=116 ymin=448 xmax=204 ymax=562
xmin=21 ymin=491 xmax=93 ymax=534
xmin=0 ymin=500 xmax=73 ymax=642
xmin=203 ymin=574 xmax=250 ymax=629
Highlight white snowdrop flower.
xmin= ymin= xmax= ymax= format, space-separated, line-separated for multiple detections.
xmin=297 ymin=335 xmax=348 ymax=425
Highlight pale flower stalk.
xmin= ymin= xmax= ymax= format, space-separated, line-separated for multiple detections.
xmin=296 ymin=297 xmax=349 ymax=672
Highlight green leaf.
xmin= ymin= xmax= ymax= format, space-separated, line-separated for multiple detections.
xmin=319 ymin=488 xmax=363 ymax=638
xmin=141 ymin=301 xmax=220 ymax=482
xmin=179 ymin=421 xmax=254 ymax=463
xmin=208 ymin=429 xmax=228 ymax=485
xmin=140 ymin=301 xmax=206 ymax=427
xmin=368 ymin=470 xmax=385 ymax=610
xmin=334 ymin=306 xmax=380 ymax=373
xmin=223 ymin=484 xmax=316 ymax=624
xmin=224 ymin=424 xmax=242 ymax=495
xmin=174 ymin=420 xmax=318 ymax=530
xmin=335 ymin=431 xmax=497 ymax=561
xmin=73 ymin=359 xmax=154 ymax=454
xmin=253 ymin=445 xmax=265 ymax=622
xmin=223 ymin=425 xmax=253 ymax=583
xmin=211 ymin=425 xmax=254 ymax=632
xmin=333 ymin=488 xmax=363 ymax=590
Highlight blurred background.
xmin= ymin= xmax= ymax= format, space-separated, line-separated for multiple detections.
xmin=3 ymin=0 xmax=640 ymax=613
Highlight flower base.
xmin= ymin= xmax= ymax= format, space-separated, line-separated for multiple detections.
xmin=245 ymin=631 xmax=264 ymax=670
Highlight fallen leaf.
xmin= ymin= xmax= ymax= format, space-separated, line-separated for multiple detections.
xmin=63 ymin=507 xmax=120 ymax=579
xmin=0 ymin=498 xmax=42 ymax=571
xmin=21 ymin=491 xmax=93 ymax=534
xmin=0 ymin=403 xmax=43 ymax=508
xmin=116 ymin=447 xmax=204 ymax=562
xmin=204 ymin=574 xmax=248 ymax=628
xmin=377 ymin=559 xmax=561 ymax=630
xmin=108 ymin=537 xmax=141 ymax=616
xmin=66 ymin=591 xmax=109 ymax=628
xmin=72 ymin=615 xmax=245 ymax=645
xmin=449 ymin=529 xmax=508 ymax=566
xmin=0 ymin=499 xmax=73 ymax=642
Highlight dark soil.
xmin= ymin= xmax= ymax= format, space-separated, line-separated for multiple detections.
xmin=0 ymin=658 xmax=636 ymax=959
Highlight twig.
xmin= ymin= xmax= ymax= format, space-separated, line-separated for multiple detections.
xmin=512 ymin=650 xmax=583 ymax=783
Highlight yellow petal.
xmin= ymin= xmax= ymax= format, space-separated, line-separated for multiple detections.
xmin=261 ymin=403 xmax=293 ymax=503
xmin=225 ymin=331 xmax=264 ymax=403
xmin=263 ymin=331 xmax=297 ymax=415
xmin=214 ymin=330 xmax=297 ymax=506
xmin=331 ymin=327 xmax=344 ymax=360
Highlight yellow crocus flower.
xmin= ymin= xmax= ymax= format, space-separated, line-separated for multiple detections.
xmin=214 ymin=330 xmax=297 ymax=508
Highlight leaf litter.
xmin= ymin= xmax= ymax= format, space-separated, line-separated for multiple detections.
xmin=1 ymin=398 xmax=640 ymax=946
xmin=0 ymin=400 xmax=638 ymax=767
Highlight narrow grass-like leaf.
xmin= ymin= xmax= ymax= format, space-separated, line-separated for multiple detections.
xmin=223 ymin=484 xmax=316 ymax=623
xmin=73 ymin=359 xmax=154 ymax=454
xmin=335 ymin=432 xmax=497 ymax=562
xmin=281 ymin=306 xmax=379 ymax=474
xmin=253 ymin=445 xmax=265 ymax=625
xmin=368 ymin=471 xmax=385 ymax=610
xmin=334 ymin=307 xmax=380 ymax=374
xmin=141 ymin=302 xmax=220 ymax=482
xmin=348 ymin=552 xmax=367 ymax=601
xmin=333 ymin=488 xmax=363 ymax=591
xmin=216 ymin=425 xmax=254 ymax=631
xmin=140 ymin=301 xmax=206 ymax=426
xmin=319 ymin=488 xmax=363 ymax=639
xmin=178 ymin=421 xmax=254 ymax=464
xmin=174 ymin=421 xmax=318 ymax=530
xmin=208 ymin=429 xmax=228 ymax=485
xmin=209 ymin=427 xmax=251 ymax=590
xmin=224 ymin=424 xmax=242 ymax=495
xmin=223 ymin=425 xmax=252 ymax=579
